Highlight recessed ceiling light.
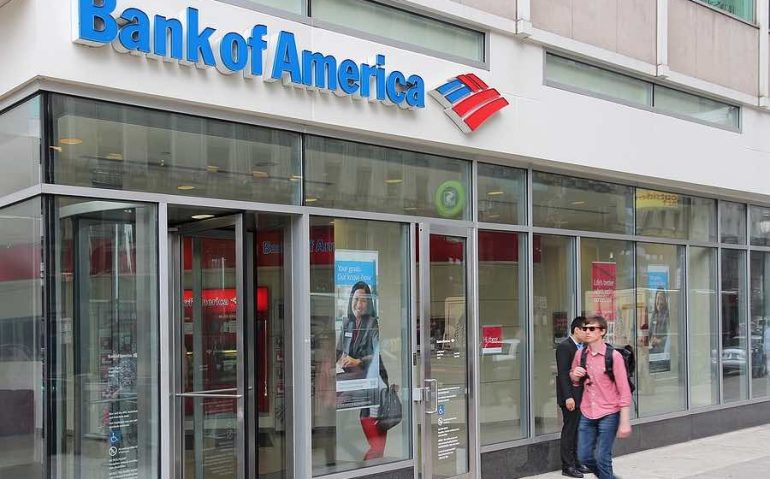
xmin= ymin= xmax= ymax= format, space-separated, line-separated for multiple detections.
xmin=106 ymin=153 xmax=123 ymax=161
xmin=305 ymin=197 xmax=318 ymax=203
xmin=191 ymin=214 xmax=215 ymax=220
xmin=385 ymin=178 xmax=403 ymax=184
xmin=487 ymin=191 xmax=504 ymax=196
xmin=571 ymin=201 xmax=586 ymax=205
xmin=252 ymin=170 xmax=269 ymax=178
xmin=177 ymin=185 xmax=196 ymax=191
xmin=59 ymin=138 xmax=83 ymax=145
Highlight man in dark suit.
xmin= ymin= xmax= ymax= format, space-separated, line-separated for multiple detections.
xmin=556 ymin=316 xmax=590 ymax=478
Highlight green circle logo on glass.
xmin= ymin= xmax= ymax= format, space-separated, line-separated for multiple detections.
xmin=434 ymin=181 xmax=466 ymax=218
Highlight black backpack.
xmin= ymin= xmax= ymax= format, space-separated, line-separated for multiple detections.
xmin=580 ymin=343 xmax=636 ymax=393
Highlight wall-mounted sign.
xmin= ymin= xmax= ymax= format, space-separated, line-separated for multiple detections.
xmin=74 ymin=0 xmax=425 ymax=109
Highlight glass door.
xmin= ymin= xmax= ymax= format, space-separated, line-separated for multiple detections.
xmin=418 ymin=224 xmax=475 ymax=479
xmin=174 ymin=215 xmax=246 ymax=479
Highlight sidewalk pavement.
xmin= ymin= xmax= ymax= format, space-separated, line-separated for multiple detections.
xmin=520 ymin=423 xmax=770 ymax=479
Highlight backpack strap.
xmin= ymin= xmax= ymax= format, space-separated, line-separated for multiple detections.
xmin=605 ymin=343 xmax=616 ymax=383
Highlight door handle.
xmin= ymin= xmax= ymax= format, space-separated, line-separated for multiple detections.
xmin=424 ymin=379 xmax=438 ymax=414
xmin=176 ymin=392 xmax=243 ymax=399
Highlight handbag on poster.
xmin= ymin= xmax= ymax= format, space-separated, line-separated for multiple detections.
xmin=376 ymin=384 xmax=402 ymax=432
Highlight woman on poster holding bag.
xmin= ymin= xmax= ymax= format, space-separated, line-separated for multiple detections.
xmin=337 ymin=281 xmax=400 ymax=460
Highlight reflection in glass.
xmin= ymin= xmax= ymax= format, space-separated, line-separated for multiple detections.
xmin=580 ymin=239 xmax=637 ymax=413
xmin=182 ymin=236 xmax=239 ymax=478
xmin=0 ymin=199 xmax=43 ymax=477
xmin=50 ymin=95 xmax=301 ymax=204
xmin=50 ymin=198 xmax=159 ymax=478
xmin=428 ymin=234 xmax=469 ymax=478
xmin=750 ymin=252 xmax=770 ymax=398
xmin=0 ymin=96 xmax=41 ymax=196
xmin=533 ymin=235 xmax=575 ymax=435
xmin=636 ymin=243 xmax=685 ymax=416
xmin=635 ymin=189 xmax=716 ymax=242
xmin=720 ymin=201 xmax=746 ymax=245
xmin=689 ymin=247 xmax=719 ymax=407
xmin=309 ymin=218 xmax=410 ymax=475
xmin=243 ymin=0 xmax=303 ymax=14
xmin=254 ymin=215 xmax=290 ymax=478
xmin=478 ymin=231 xmax=527 ymax=444
xmin=477 ymin=164 xmax=526 ymax=224
xmin=532 ymin=172 xmax=634 ymax=234
xmin=304 ymin=136 xmax=471 ymax=219
xmin=750 ymin=205 xmax=770 ymax=246
xmin=722 ymin=249 xmax=748 ymax=403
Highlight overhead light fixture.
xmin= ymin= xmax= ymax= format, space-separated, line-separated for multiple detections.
xmin=385 ymin=178 xmax=403 ymax=184
xmin=191 ymin=214 xmax=215 ymax=220
xmin=289 ymin=175 xmax=303 ymax=182
xmin=571 ymin=201 xmax=585 ymax=205
xmin=106 ymin=153 xmax=123 ymax=161
xmin=252 ymin=170 xmax=269 ymax=178
xmin=59 ymin=138 xmax=83 ymax=145
xmin=177 ymin=185 xmax=195 ymax=191
xmin=305 ymin=197 xmax=318 ymax=203
xmin=487 ymin=191 xmax=504 ymax=196
xmin=207 ymin=165 xmax=219 ymax=173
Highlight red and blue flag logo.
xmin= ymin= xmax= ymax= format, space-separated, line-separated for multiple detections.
xmin=430 ymin=74 xmax=509 ymax=133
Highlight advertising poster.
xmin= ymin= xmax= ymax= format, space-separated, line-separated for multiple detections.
xmin=591 ymin=262 xmax=617 ymax=321
xmin=334 ymin=249 xmax=380 ymax=410
xmin=481 ymin=325 xmax=503 ymax=355
xmin=647 ymin=265 xmax=671 ymax=371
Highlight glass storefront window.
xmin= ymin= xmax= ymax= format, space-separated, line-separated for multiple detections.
xmin=722 ymin=249 xmax=748 ymax=403
xmin=304 ymin=136 xmax=471 ymax=220
xmin=478 ymin=231 xmax=527 ymax=445
xmin=750 ymin=251 xmax=770 ymax=398
xmin=750 ymin=205 xmax=770 ymax=246
xmin=309 ymin=217 xmax=411 ymax=475
xmin=579 ymin=239 xmax=635 ymax=410
xmin=533 ymin=172 xmax=634 ymax=234
xmin=312 ymin=0 xmax=485 ymax=62
xmin=533 ymin=235 xmax=575 ymax=435
xmin=636 ymin=243 xmax=686 ymax=416
xmin=0 ymin=96 xmax=41 ymax=196
xmin=0 ymin=199 xmax=43 ymax=478
xmin=50 ymin=198 xmax=160 ymax=478
xmin=636 ymin=189 xmax=716 ymax=242
xmin=689 ymin=247 xmax=720 ymax=407
xmin=477 ymin=163 xmax=526 ymax=225
xmin=50 ymin=95 xmax=302 ymax=204
xmin=721 ymin=201 xmax=746 ymax=244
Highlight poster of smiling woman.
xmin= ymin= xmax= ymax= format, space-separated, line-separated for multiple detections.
xmin=334 ymin=249 xmax=381 ymax=410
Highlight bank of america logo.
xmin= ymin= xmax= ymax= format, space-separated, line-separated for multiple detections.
xmin=430 ymin=74 xmax=509 ymax=133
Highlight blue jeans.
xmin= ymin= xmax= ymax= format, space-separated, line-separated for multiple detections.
xmin=577 ymin=412 xmax=619 ymax=479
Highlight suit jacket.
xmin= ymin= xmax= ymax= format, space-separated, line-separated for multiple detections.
xmin=556 ymin=337 xmax=583 ymax=408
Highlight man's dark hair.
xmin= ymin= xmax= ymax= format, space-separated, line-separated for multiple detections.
xmin=585 ymin=315 xmax=608 ymax=335
xmin=570 ymin=315 xmax=586 ymax=334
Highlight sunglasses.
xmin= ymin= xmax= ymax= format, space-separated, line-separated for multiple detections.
xmin=581 ymin=326 xmax=604 ymax=332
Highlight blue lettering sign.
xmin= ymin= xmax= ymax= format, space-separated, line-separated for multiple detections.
xmin=73 ymin=1 xmax=425 ymax=109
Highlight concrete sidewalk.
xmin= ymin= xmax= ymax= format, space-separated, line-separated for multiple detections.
xmin=520 ymin=423 xmax=770 ymax=479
